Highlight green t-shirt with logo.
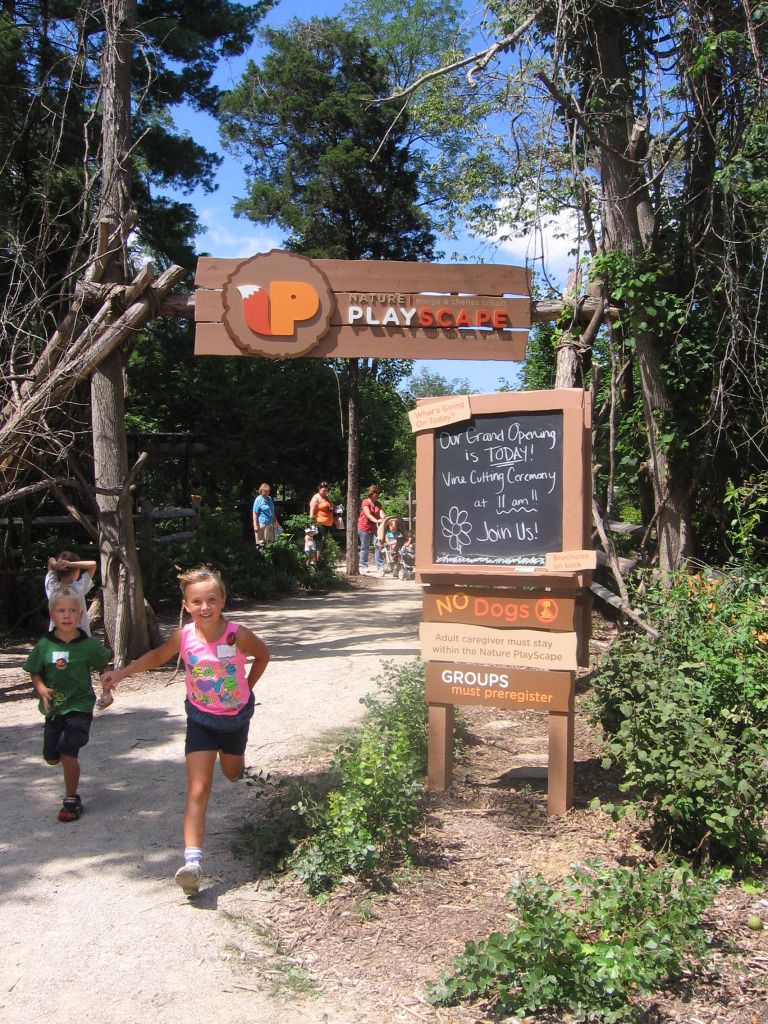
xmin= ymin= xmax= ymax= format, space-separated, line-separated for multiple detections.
xmin=24 ymin=632 xmax=112 ymax=717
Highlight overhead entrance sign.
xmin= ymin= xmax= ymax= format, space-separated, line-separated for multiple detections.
xmin=194 ymin=251 xmax=531 ymax=361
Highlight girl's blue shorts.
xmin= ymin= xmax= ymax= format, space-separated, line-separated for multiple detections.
xmin=184 ymin=696 xmax=254 ymax=756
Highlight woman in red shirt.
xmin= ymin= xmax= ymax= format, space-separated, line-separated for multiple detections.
xmin=356 ymin=485 xmax=385 ymax=574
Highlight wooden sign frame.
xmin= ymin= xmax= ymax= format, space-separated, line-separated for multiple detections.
xmin=415 ymin=389 xmax=592 ymax=584
xmin=417 ymin=389 xmax=593 ymax=816
xmin=194 ymin=253 xmax=531 ymax=362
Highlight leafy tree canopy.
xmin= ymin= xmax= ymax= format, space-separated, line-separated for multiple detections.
xmin=219 ymin=16 xmax=435 ymax=261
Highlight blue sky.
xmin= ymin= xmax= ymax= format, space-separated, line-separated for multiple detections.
xmin=172 ymin=0 xmax=575 ymax=393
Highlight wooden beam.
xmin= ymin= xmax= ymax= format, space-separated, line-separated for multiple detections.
xmin=195 ymin=256 xmax=532 ymax=296
xmin=158 ymin=291 xmax=620 ymax=325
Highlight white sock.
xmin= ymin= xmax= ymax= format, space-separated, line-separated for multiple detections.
xmin=184 ymin=846 xmax=202 ymax=866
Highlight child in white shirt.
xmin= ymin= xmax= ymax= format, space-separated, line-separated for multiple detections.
xmin=44 ymin=551 xmax=97 ymax=635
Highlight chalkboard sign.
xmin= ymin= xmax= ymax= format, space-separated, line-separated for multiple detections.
xmin=432 ymin=411 xmax=563 ymax=567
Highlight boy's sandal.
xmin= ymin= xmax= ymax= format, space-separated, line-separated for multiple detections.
xmin=57 ymin=794 xmax=83 ymax=822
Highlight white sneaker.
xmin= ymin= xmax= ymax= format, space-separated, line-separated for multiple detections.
xmin=360 ymin=565 xmax=368 ymax=573
xmin=175 ymin=861 xmax=202 ymax=895
xmin=378 ymin=568 xmax=385 ymax=577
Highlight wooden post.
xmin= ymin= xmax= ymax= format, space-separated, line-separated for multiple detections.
xmin=427 ymin=703 xmax=454 ymax=791
xmin=190 ymin=493 xmax=202 ymax=531
xmin=139 ymin=495 xmax=153 ymax=548
xmin=547 ymin=676 xmax=575 ymax=815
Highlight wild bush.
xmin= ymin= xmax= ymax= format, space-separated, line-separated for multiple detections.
xmin=139 ymin=506 xmax=336 ymax=604
xmin=288 ymin=659 xmax=430 ymax=892
xmin=589 ymin=566 xmax=768 ymax=869
xmin=429 ymin=861 xmax=719 ymax=1023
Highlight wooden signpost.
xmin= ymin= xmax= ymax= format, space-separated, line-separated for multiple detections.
xmin=414 ymin=389 xmax=594 ymax=814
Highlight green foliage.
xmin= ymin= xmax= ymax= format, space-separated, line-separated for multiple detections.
xmin=358 ymin=660 xmax=431 ymax=770
xmin=589 ymin=566 xmax=768 ymax=869
xmin=342 ymin=0 xmax=473 ymax=239
xmin=590 ymin=252 xmax=687 ymax=373
xmin=429 ymin=861 xmax=718 ymax=1022
xmin=219 ymin=16 xmax=435 ymax=262
xmin=723 ymin=478 xmax=768 ymax=563
xmin=690 ymin=30 xmax=750 ymax=77
xmin=126 ymin=321 xmax=350 ymax=506
xmin=0 ymin=0 xmax=270 ymax=293
xmin=520 ymin=321 xmax=559 ymax=391
xmin=288 ymin=659 xmax=429 ymax=892
xmin=139 ymin=506 xmax=337 ymax=606
xmin=358 ymin=372 xmax=414 ymax=493
xmin=400 ymin=368 xmax=472 ymax=402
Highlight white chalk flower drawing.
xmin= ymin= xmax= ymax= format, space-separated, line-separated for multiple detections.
xmin=441 ymin=506 xmax=472 ymax=553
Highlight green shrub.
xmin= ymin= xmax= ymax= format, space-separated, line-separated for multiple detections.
xmin=359 ymin=659 xmax=430 ymax=771
xmin=429 ymin=861 xmax=719 ymax=1022
xmin=290 ymin=727 xmax=424 ymax=891
xmin=139 ymin=506 xmax=337 ymax=604
xmin=589 ymin=566 xmax=768 ymax=869
xmin=288 ymin=659 xmax=430 ymax=892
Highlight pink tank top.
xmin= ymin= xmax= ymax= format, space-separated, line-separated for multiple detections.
xmin=180 ymin=621 xmax=250 ymax=716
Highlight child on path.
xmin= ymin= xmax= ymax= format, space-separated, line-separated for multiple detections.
xmin=384 ymin=517 xmax=403 ymax=553
xmin=45 ymin=550 xmax=97 ymax=635
xmin=379 ymin=517 xmax=403 ymax=576
xmin=101 ymin=565 xmax=270 ymax=896
xmin=400 ymin=534 xmax=416 ymax=577
xmin=304 ymin=526 xmax=318 ymax=565
xmin=24 ymin=588 xmax=113 ymax=822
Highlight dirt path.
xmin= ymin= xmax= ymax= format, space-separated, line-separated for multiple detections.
xmin=0 ymin=577 xmax=422 ymax=1024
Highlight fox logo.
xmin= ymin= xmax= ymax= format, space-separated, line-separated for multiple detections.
xmin=222 ymin=251 xmax=334 ymax=358
xmin=236 ymin=282 xmax=320 ymax=337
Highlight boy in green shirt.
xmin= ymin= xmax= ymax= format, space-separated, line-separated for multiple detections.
xmin=24 ymin=588 xmax=112 ymax=821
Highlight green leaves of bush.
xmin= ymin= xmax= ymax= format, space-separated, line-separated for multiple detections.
xmin=429 ymin=861 xmax=718 ymax=1022
xmin=141 ymin=506 xmax=338 ymax=604
xmin=589 ymin=566 xmax=768 ymax=869
xmin=288 ymin=660 xmax=429 ymax=893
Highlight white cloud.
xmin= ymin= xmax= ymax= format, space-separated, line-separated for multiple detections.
xmin=196 ymin=208 xmax=283 ymax=259
xmin=492 ymin=209 xmax=584 ymax=291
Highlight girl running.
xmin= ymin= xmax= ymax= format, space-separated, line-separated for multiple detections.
xmin=102 ymin=565 xmax=269 ymax=895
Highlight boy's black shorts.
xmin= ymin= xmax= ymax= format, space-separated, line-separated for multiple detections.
xmin=43 ymin=711 xmax=93 ymax=762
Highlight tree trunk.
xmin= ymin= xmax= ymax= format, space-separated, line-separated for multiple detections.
xmin=91 ymin=0 xmax=149 ymax=661
xmin=345 ymin=358 xmax=360 ymax=575
xmin=590 ymin=22 xmax=693 ymax=571
xmin=91 ymin=355 xmax=149 ymax=661
xmin=634 ymin=333 xmax=693 ymax=568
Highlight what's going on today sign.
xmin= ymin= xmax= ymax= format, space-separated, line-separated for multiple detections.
xmin=415 ymin=390 xmax=592 ymax=581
